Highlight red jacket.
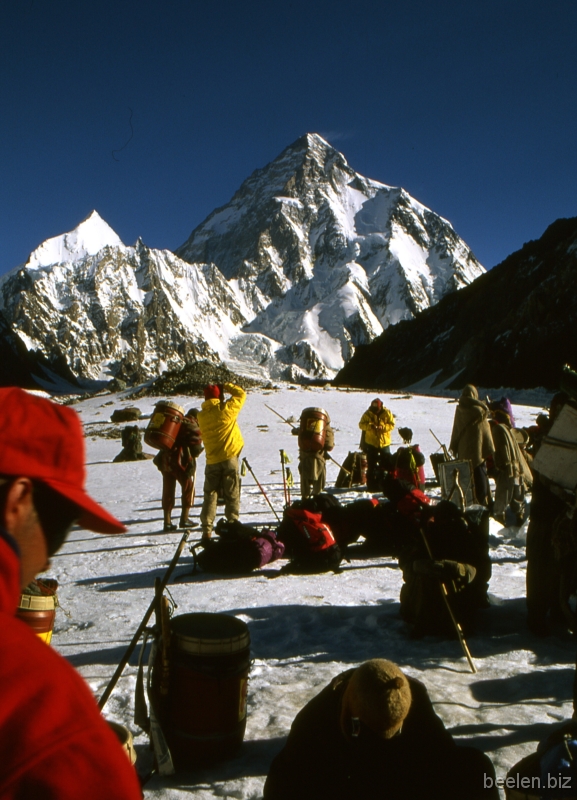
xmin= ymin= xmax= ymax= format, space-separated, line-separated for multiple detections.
xmin=0 ymin=533 xmax=142 ymax=799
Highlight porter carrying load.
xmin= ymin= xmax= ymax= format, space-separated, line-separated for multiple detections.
xmin=298 ymin=407 xmax=329 ymax=452
xmin=144 ymin=401 xmax=185 ymax=451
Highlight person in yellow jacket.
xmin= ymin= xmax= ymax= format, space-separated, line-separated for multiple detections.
xmin=197 ymin=383 xmax=246 ymax=544
xmin=359 ymin=398 xmax=395 ymax=490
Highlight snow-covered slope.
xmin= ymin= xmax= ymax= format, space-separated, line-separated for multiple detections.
xmin=0 ymin=213 xmax=262 ymax=385
xmin=49 ymin=387 xmax=571 ymax=800
xmin=337 ymin=216 xmax=577 ymax=392
xmin=176 ymin=133 xmax=484 ymax=378
xmin=26 ymin=210 xmax=123 ymax=269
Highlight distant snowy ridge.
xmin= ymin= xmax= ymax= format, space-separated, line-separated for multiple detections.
xmin=0 ymin=135 xmax=484 ymax=387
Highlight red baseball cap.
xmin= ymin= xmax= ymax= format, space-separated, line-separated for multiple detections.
xmin=0 ymin=388 xmax=126 ymax=534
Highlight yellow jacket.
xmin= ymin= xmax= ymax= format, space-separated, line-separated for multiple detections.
xmin=359 ymin=407 xmax=395 ymax=448
xmin=197 ymin=383 xmax=246 ymax=464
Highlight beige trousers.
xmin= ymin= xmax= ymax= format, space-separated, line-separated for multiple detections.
xmin=200 ymin=456 xmax=240 ymax=536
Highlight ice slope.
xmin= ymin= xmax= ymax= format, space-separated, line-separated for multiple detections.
xmin=43 ymin=386 xmax=572 ymax=799
xmin=24 ymin=210 xmax=123 ymax=271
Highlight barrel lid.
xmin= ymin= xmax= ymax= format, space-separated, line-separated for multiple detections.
xmin=155 ymin=400 xmax=185 ymax=415
xmin=18 ymin=593 xmax=57 ymax=611
xmin=170 ymin=613 xmax=250 ymax=655
xmin=301 ymin=407 xmax=328 ymax=417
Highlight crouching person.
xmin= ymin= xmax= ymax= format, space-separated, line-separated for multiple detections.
xmin=264 ymin=658 xmax=498 ymax=800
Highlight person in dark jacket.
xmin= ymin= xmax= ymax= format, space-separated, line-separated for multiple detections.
xmin=264 ymin=658 xmax=498 ymax=800
xmin=526 ymin=392 xmax=569 ymax=636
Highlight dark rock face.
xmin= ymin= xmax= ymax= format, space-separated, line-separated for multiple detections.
xmin=336 ymin=217 xmax=577 ymax=392
xmin=131 ymin=360 xmax=263 ymax=398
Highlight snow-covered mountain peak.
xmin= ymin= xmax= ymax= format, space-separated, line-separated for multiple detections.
xmin=1 ymin=136 xmax=486 ymax=388
xmin=25 ymin=211 xmax=124 ymax=270
xmin=175 ymin=134 xmax=485 ymax=379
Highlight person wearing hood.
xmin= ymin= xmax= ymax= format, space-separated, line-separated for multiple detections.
xmin=488 ymin=400 xmax=532 ymax=526
xmin=197 ymin=383 xmax=246 ymax=545
xmin=264 ymin=658 xmax=498 ymax=800
xmin=449 ymin=385 xmax=494 ymax=507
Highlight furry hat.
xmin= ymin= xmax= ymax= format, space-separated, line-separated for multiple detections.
xmin=340 ymin=659 xmax=412 ymax=739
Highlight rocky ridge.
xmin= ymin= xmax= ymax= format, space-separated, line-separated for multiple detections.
xmin=336 ymin=217 xmax=577 ymax=392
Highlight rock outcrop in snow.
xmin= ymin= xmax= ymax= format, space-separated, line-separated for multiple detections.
xmin=0 ymin=135 xmax=484 ymax=388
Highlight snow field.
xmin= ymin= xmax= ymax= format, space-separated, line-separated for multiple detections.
xmin=47 ymin=386 xmax=574 ymax=799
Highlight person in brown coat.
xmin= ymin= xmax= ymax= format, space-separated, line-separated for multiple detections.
xmin=264 ymin=658 xmax=498 ymax=800
xmin=450 ymin=385 xmax=494 ymax=506
xmin=489 ymin=403 xmax=532 ymax=526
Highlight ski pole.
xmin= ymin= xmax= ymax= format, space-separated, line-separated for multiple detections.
xmin=98 ymin=530 xmax=191 ymax=711
xmin=419 ymin=526 xmax=477 ymax=674
xmin=242 ymin=457 xmax=281 ymax=522
xmin=280 ymin=449 xmax=288 ymax=506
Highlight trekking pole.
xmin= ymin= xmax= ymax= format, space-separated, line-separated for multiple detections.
xmin=280 ymin=449 xmax=289 ymax=506
xmin=429 ymin=429 xmax=452 ymax=461
xmin=242 ymin=457 xmax=281 ymax=522
xmin=98 ymin=530 xmax=191 ymax=711
xmin=419 ymin=526 xmax=477 ymax=674
xmin=265 ymin=404 xmax=296 ymax=430
xmin=326 ymin=452 xmax=351 ymax=475
xmin=286 ymin=467 xmax=293 ymax=505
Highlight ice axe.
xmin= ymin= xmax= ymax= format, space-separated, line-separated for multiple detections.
xmin=419 ymin=526 xmax=477 ymax=674
xmin=265 ymin=404 xmax=351 ymax=475
xmin=242 ymin=457 xmax=281 ymax=522
xmin=98 ymin=530 xmax=192 ymax=711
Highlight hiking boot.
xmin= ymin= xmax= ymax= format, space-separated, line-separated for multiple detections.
xmin=163 ymin=523 xmax=177 ymax=532
xmin=180 ymin=519 xmax=199 ymax=529
xmin=200 ymin=535 xmax=213 ymax=548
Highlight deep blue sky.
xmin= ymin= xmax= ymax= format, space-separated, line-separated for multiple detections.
xmin=1 ymin=0 xmax=576 ymax=275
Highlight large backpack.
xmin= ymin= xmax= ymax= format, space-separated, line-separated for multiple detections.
xmin=278 ymin=504 xmax=342 ymax=573
xmin=195 ymin=520 xmax=285 ymax=574
xmin=177 ymin=416 xmax=204 ymax=457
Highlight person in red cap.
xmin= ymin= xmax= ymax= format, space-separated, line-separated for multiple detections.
xmin=0 ymin=388 xmax=142 ymax=799
xmin=197 ymin=382 xmax=246 ymax=545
